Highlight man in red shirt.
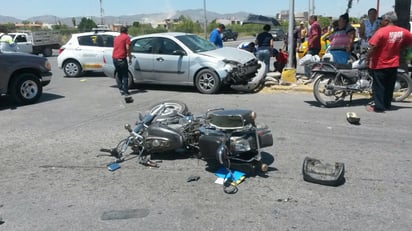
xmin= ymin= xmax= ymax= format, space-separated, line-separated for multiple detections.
xmin=365 ymin=12 xmax=412 ymax=112
xmin=112 ymin=26 xmax=132 ymax=103
xmin=307 ymin=15 xmax=321 ymax=55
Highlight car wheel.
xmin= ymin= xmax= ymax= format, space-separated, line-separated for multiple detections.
xmin=63 ymin=60 xmax=82 ymax=77
xmin=195 ymin=69 xmax=221 ymax=94
xmin=43 ymin=48 xmax=53 ymax=57
xmin=10 ymin=73 xmax=42 ymax=105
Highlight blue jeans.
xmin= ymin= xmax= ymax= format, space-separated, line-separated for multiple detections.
xmin=256 ymin=49 xmax=270 ymax=73
xmin=370 ymin=68 xmax=397 ymax=111
xmin=113 ymin=58 xmax=129 ymax=95
xmin=330 ymin=50 xmax=349 ymax=64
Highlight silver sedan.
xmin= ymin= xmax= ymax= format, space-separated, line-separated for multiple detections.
xmin=103 ymin=32 xmax=265 ymax=94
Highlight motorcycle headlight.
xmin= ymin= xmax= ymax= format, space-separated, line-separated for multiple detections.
xmin=230 ymin=136 xmax=251 ymax=152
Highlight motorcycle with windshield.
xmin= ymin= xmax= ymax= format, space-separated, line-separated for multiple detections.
xmin=101 ymin=101 xmax=273 ymax=176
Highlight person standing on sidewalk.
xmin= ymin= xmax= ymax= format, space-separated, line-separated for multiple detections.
xmin=307 ymin=15 xmax=322 ymax=56
xmin=112 ymin=26 xmax=133 ymax=103
xmin=365 ymin=12 xmax=412 ymax=112
xmin=255 ymin=24 xmax=273 ymax=73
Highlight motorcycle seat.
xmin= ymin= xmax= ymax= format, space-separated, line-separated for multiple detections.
xmin=335 ymin=63 xmax=353 ymax=69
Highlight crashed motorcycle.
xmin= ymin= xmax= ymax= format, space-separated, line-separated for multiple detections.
xmin=101 ymin=101 xmax=273 ymax=176
xmin=311 ymin=58 xmax=412 ymax=107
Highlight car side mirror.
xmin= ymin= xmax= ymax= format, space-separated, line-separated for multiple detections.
xmin=172 ymin=50 xmax=186 ymax=56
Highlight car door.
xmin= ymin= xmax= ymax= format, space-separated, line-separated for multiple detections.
xmin=130 ymin=37 xmax=154 ymax=82
xmin=14 ymin=34 xmax=32 ymax=54
xmin=77 ymin=35 xmax=103 ymax=71
xmin=152 ymin=37 xmax=190 ymax=84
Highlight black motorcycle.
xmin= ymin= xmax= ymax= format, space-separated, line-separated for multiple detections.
xmin=101 ymin=101 xmax=273 ymax=176
xmin=311 ymin=59 xmax=412 ymax=107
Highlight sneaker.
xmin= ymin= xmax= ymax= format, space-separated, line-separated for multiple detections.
xmin=366 ymin=105 xmax=384 ymax=113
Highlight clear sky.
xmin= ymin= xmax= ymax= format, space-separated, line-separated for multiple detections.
xmin=0 ymin=0 xmax=396 ymax=19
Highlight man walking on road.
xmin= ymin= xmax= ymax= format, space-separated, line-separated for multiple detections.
xmin=365 ymin=12 xmax=412 ymax=112
xmin=112 ymin=26 xmax=133 ymax=103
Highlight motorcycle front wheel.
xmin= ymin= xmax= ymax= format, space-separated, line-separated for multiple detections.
xmin=313 ymin=73 xmax=347 ymax=107
xmin=149 ymin=100 xmax=189 ymax=116
xmin=393 ymin=72 xmax=412 ymax=102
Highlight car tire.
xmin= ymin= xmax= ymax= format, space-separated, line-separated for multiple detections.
xmin=10 ymin=73 xmax=42 ymax=105
xmin=43 ymin=47 xmax=53 ymax=57
xmin=63 ymin=60 xmax=82 ymax=77
xmin=195 ymin=69 xmax=221 ymax=94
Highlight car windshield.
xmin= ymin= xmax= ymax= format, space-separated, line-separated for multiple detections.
xmin=175 ymin=34 xmax=216 ymax=53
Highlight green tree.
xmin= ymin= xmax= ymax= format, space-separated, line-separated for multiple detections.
xmin=317 ymin=16 xmax=332 ymax=29
xmin=173 ymin=16 xmax=201 ymax=33
xmin=77 ymin=17 xmax=97 ymax=32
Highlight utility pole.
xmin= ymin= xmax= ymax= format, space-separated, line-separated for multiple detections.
xmin=99 ymin=0 xmax=104 ymax=25
xmin=203 ymin=0 xmax=207 ymax=39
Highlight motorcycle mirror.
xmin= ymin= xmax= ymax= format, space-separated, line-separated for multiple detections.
xmin=124 ymin=123 xmax=133 ymax=132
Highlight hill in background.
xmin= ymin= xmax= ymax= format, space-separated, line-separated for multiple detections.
xmin=0 ymin=9 xmax=253 ymax=26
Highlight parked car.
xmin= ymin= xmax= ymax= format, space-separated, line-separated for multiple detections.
xmin=222 ymin=29 xmax=238 ymax=41
xmin=0 ymin=51 xmax=52 ymax=104
xmin=297 ymin=32 xmax=330 ymax=59
xmin=269 ymin=28 xmax=285 ymax=41
xmin=57 ymin=30 xmax=120 ymax=77
xmin=103 ymin=32 xmax=263 ymax=94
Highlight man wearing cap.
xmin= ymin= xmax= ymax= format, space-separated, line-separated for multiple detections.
xmin=365 ymin=12 xmax=412 ymax=112
xmin=209 ymin=24 xmax=225 ymax=48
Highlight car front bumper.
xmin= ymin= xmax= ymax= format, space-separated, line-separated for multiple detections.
xmin=41 ymin=71 xmax=52 ymax=86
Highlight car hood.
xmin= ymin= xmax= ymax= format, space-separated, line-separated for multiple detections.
xmin=199 ymin=47 xmax=255 ymax=64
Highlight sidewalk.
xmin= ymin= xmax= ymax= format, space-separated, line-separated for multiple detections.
xmin=260 ymin=71 xmax=313 ymax=93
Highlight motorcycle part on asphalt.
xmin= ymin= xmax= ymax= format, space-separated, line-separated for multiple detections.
xmin=302 ymin=157 xmax=345 ymax=186
xmin=346 ymin=112 xmax=360 ymax=124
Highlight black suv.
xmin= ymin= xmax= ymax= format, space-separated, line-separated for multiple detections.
xmin=0 ymin=51 xmax=52 ymax=104
xmin=222 ymin=29 xmax=238 ymax=41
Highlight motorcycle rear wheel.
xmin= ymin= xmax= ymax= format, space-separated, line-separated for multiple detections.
xmin=393 ymin=72 xmax=412 ymax=102
xmin=313 ymin=73 xmax=347 ymax=107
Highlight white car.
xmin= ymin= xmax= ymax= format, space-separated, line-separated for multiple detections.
xmin=57 ymin=30 xmax=119 ymax=77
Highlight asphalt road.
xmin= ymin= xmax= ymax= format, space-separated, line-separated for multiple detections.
xmin=0 ymin=51 xmax=412 ymax=231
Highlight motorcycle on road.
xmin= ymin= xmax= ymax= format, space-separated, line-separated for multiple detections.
xmin=311 ymin=58 xmax=412 ymax=107
xmin=101 ymin=101 xmax=273 ymax=176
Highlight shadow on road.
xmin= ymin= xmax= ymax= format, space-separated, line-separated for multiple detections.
xmin=0 ymin=93 xmax=65 ymax=111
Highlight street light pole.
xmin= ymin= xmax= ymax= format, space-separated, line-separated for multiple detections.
xmin=287 ymin=0 xmax=294 ymax=68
